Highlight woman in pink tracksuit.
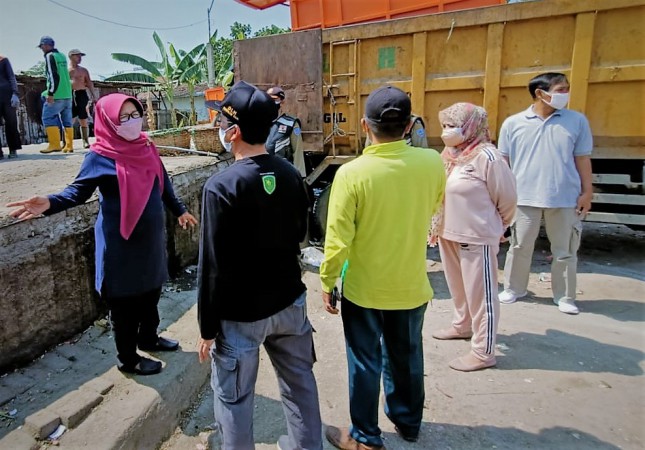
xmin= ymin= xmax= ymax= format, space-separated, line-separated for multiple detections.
xmin=430 ymin=103 xmax=517 ymax=372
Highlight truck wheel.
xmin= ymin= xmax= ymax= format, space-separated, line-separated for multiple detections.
xmin=312 ymin=184 xmax=332 ymax=243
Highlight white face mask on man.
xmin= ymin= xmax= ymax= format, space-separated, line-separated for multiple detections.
xmin=218 ymin=124 xmax=236 ymax=152
xmin=540 ymin=90 xmax=570 ymax=110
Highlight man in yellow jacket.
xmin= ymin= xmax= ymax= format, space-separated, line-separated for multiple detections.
xmin=320 ymin=86 xmax=445 ymax=449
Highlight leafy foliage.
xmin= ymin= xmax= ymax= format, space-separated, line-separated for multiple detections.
xmin=254 ymin=25 xmax=291 ymax=37
xmin=20 ymin=61 xmax=46 ymax=77
xmin=104 ymin=23 xmax=290 ymax=128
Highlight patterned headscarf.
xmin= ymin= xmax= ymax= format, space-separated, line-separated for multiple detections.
xmin=439 ymin=102 xmax=493 ymax=173
xmin=429 ymin=103 xmax=496 ymax=246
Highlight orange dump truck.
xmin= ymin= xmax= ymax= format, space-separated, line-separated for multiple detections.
xmin=234 ymin=0 xmax=645 ymax=228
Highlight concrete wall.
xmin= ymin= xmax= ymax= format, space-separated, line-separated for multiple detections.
xmin=0 ymin=157 xmax=232 ymax=373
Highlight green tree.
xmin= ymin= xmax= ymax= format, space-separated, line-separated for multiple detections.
xmin=172 ymin=43 xmax=207 ymax=125
xmin=105 ymin=32 xmax=201 ymax=127
xmin=254 ymin=25 xmax=291 ymax=37
xmin=21 ymin=61 xmax=46 ymax=77
xmin=229 ymin=22 xmax=252 ymax=39
xmin=104 ymin=25 xmax=290 ymax=128
xmin=209 ymin=22 xmax=289 ymax=89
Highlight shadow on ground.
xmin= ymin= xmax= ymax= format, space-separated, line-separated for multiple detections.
xmin=214 ymin=394 xmax=622 ymax=450
xmin=392 ymin=421 xmax=622 ymax=450
xmin=496 ymin=329 xmax=644 ymax=375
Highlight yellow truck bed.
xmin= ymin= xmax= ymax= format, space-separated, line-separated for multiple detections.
xmin=235 ymin=0 xmax=645 ymax=226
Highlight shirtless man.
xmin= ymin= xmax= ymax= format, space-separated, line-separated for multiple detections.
xmin=68 ymin=49 xmax=96 ymax=148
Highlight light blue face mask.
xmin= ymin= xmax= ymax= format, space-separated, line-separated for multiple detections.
xmin=218 ymin=124 xmax=236 ymax=152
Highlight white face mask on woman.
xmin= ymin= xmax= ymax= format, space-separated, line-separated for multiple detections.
xmin=540 ymin=90 xmax=569 ymax=110
xmin=116 ymin=117 xmax=143 ymax=141
xmin=441 ymin=127 xmax=465 ymax=147
xmin=218 ymin=124 xmax=235 ymax=152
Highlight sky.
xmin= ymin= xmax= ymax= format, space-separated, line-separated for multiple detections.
xmin=0 ymin=0 xmax=291 ymax=79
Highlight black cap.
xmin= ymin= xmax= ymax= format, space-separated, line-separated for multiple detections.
xmin=267 ymin=86 xmax=285 ymax=101
xmin=37 ymin=36 xmax=55 ymax=48
xmin=364 ymin=86 xmax=411 ymax=123
xmin=206 ymin=81 xmax=278 ymax=128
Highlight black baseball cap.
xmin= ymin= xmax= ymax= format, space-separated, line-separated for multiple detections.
xmin=267 ymin=86 xmax=285 ymax=101
xmin=37 ymin=36 xmax=55 ymax=48
xmin=364 ymin=86 xmax=411 ymax=123
xmin=206 ymin=81 xmax=278 ymax=127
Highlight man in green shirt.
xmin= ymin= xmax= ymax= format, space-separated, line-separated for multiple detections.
xmin=320 ymin=86 xmax=445 ymax=449
xmin=37 ymin=36 xmax=74 ymax=154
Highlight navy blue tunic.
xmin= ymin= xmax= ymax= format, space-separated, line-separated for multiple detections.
xmin=46 ymin=152 xmax=187 ymax=297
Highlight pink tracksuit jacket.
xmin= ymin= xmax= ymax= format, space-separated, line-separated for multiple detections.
xmin=440 ymin=147 xmax=517 ymax=246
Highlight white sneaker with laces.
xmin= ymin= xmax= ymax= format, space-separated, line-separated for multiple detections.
xmin=499 ymin=289 xmax=527 ymax=304
xmin=556 ymin=298 xmax=579 ymax=315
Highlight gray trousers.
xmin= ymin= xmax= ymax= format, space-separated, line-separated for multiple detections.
xmin=211 ymin=292 xmax=323 ymax=450
xmin=503 ymin=206 xmax=582 ymax=303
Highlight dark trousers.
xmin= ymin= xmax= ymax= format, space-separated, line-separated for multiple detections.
xmin=341 ymin=298 xmax=427 ymax=447
xmin=0 ymin=93 xmax=21 ymax=151
xmin=105 ymin=287 xmax=162 ymax=367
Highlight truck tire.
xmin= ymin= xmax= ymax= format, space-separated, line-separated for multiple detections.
xmin=312 ymin=184 xmax=332 ymax=243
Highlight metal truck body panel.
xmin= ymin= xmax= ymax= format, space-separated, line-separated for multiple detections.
xmin=235 ymin=0 xmax=645 ymax=225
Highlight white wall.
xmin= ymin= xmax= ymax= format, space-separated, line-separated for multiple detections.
xmin=173 ymin=94 xmax=209 ymax=123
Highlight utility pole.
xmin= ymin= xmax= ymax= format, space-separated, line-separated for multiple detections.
xmin=206 ymin=0 xmax=215 ymax=87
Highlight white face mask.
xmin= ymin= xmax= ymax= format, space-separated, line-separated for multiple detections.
xmin=116 ymin=117 xmax=143 ymax=141
xmin=441 ymin=127 xmax=465 ymax=147
xmin=541 ymin=91 xmax=569 ymax=110
xmin=218 ymin=124 xmax=235 ymax=152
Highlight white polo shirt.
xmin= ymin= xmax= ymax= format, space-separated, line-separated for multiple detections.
xmin=498 ymin=106 xmax=593 ymax=208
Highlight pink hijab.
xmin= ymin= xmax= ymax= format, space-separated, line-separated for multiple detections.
xmin=91 ymin=93 xmax=164 ymax=240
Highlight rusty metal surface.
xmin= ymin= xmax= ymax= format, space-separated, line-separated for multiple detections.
xmin=234 ymin=30 xmax=323 ymax=151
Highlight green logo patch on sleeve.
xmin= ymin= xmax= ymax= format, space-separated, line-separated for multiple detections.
xmin=262 ymin=174 xmax=277 ymax=195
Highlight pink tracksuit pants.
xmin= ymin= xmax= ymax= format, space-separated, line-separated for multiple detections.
xmin=439 ymin=238 xmax=500 ymax=361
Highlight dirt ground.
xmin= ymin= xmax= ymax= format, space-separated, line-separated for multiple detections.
xmin=162 ymin=224 xmax=644 ymax=450
xmin=2 ymin=141 xmax=643 ymax=449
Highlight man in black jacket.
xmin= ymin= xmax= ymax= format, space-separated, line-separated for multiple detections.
xmin=197 ymin=81 xmax=322 ymax=450
xmin=266 ymin=86 xmax=306 ymax=177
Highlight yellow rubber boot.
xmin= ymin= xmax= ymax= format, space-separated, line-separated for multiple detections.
xmin=41 ymin=126 xmax=62 ymax=153
xmin=62 ymin=128 xmax=74 ymax=153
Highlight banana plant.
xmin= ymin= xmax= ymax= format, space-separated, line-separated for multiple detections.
xmin=106 ymin=31 xmax=183 ymax=127
xmin=174 ymin=43 xmax=207 ymax=125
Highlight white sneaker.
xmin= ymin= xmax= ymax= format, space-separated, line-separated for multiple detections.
xmin=276 ymin=435 xmax=290 ymax=450
xmin=557 ymin=298 xmax=579 ymax=315
xmin=499 ymin=289 xmax=527 ymax=304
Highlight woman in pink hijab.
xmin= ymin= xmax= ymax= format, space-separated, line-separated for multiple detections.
xmin=429 ymin=103 xmax=517 ymax=372
xmin=7 ymin=93 xmax=198 ymax=375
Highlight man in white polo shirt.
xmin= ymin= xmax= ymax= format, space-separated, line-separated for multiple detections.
xmin=498 ymin=72 xmax=593 ymax=315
